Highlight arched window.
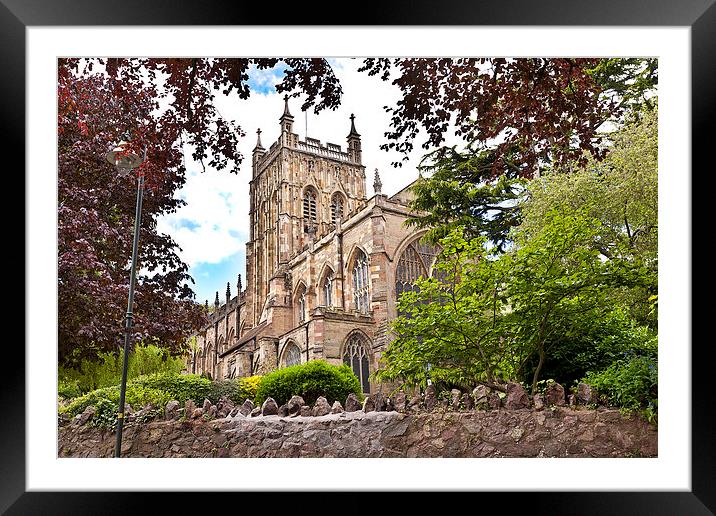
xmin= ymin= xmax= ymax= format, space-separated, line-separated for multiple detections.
xmin=320 ymin=269 xmax=334 ymax=307
xmin=395 ymin=238 xmax=441 ymax=316
xmin=283 ymin=342 xmax=302 ymax=368
xmin=352 ymin=249 xmax=370 ymax=313
xmin=296 ymin=285 xmax=307 ymax=324
xmin=330 ymin=194 xmax=344 ymax=225
xmin=303 ymin=188 xmax=317 ymax=232
xmin=343 ymin=333 xmax=371 ymax=393
xmin=396 ymin=238 xmax=441 ymax=299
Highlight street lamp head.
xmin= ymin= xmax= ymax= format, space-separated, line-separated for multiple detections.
xmin=106 ymin=140 xmax=144 ymax=177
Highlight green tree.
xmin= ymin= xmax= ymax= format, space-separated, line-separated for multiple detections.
xmin=377 ymin=210 xmax=652 ymax=395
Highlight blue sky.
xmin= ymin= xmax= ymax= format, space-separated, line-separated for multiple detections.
xmin=157 ymin=58 xmax=441 ymax=305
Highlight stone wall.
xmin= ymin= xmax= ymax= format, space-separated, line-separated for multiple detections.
xmin=59 ymin=407 xmax=656 ymax=459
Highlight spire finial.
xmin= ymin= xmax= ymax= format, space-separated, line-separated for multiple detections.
xmin=254 ymin=128 xmax=264 ymax=151
xmin=214 ymin=291 xmax=220 ymax=307
xmin=226 ymin=282 xmax=231 ymax=300
xmin=283 ymin=94 xmax=292 ymax=117
xmin=373 ymin=168 xmax=382 ymax=195
xmin=237 ymin=273 xmax=243 ymax=292
xmin=205 ymin=299 xmax=209 ymax=310
xmin=347 ymin=113 xmax=360 ymax=138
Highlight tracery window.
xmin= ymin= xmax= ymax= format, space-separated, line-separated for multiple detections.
xmin=283 ymin=342 xmax=302 ymax=367
xmin=322 ymin=270 xmax=334 ymax=307
xmin=296 ymin=285 xmax=307 ymax=324
xmin=352 ymin=249 xmax=370 ymax=313
xmin=330 ymin=194 xmax=344 ymax=225
xmin=303 ymin=188 xmax=317 ymax=232
xmin=342 ymin=333 xmax=371 ymax=393
xmin=395 ymin=238 xmax=441 ymax=315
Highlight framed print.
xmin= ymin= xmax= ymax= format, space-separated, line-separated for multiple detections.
xmin=9 ymin=0 xmax=714 ymax=513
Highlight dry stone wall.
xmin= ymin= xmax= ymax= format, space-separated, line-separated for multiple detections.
xmin=59 ymin=388 xmax=657 ymax=458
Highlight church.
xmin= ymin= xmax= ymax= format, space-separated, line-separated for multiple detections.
xmin=188 ymin=97 xmax=440 ymax=393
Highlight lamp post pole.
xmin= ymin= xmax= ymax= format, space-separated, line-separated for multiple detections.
xmin=114 ymin=171 xmax=145 ymax=457
xmin=106 ymin=141 xmax=145 ymax=458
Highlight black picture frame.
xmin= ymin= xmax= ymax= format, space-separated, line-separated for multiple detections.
xmin=7 ymin=1 xmax=713 ymax=513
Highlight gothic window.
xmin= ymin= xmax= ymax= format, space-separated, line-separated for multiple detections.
xmin=343 ymin=333 xmax=371 ymax=393
xmin=352 ymin=249 xmax=370 ymax=313
xmin=303 ymin=188 xmax=317 ymax=232
xmin=283 ymin=342 xmax=302 ymax=368
xmin=227 ymin=358 xmax=236 ymax=379
xmin=296 ymin=285 xmax=307 ymax=324
xmin=395 ymin=238 xmax=441 ymax=314
xmin=322 ymin=270 xmax=334 ymax=307
xmin=330 ymin=194 xmax=344 ymax=225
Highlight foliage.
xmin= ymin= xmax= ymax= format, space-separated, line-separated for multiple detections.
xmin=59 ymin=372 xmax=213 ymax=429
xmin=58 ymin=58 xmax=341 ymax=365
xmin=60 ymin=382 xmax=172 ymax=430
xmin=377 ymin=209 xmax=653 ymax=394
xmin=584 ymin=58 xmax=658 ymax=116
xmin=58 ymin=343 xmax=186 ymax=397
xmin=208 ymin=375 xmax=263 ymax=404
xmin=518 ymin=106 xmax=658 ymax=328
xmin=583 ymin=355 xmax=658 ymax=413
xmin=406 ymin=147 xmax=526 ymax=251
xmin=522 ymin=305 xmax=657 ymax=389
xmin=254 ymin=361 xmax=363 ymax=406
xmin=359 ymin=58 xmax=656 ymax=173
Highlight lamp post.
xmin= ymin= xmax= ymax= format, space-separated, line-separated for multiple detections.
xmin=105 ymin=140 xmax=145 ymax=458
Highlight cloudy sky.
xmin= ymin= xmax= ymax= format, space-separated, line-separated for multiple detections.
xmin=156 ymin=58 xmax=445 ymax=305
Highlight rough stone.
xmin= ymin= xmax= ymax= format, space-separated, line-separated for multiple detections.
xmin=331 ymin=401 xmax=344 ymax=414
xmin=393 ymin=391 xmax=408 ymax=412
xmin=407 ymin=394 xmax=421 ymax=412
xmin=202 ymin=399 xmax=212 ymax=412
xmin=487 ymin=392 xmax=501 ymax=410
xmin=261 ymin=397 xmax=279 ymax=416
xmin=472 ymin=385 xmax=489 ymax=408
xmin=300 ymin=405 xmax=312 ymax=417
xmin=207 ymin=405 xmax=217 ymax=418
xmin=375 ymin=393 xmax=388 ymax=411
xmin=568 ymin=394 xmax=576 ymax=407
xmin=461 ymin=393 xmax=474 ymax=411
xmin=59 ymin=408 xmax=658 ymax=459
xmin=278 ymin=404 xmax=289 ymax=417
xmin=384 ymin=397 xmax=395 ymax=412
xmin=75 ymin=406 xmax=96 ymax=426
xmin=424 ymin=384 xmax=437 ymax=410
xmin=504 ymin=382 xmax=530 ymax=410
xmin=451 ymin=389 xmax=462 ymax=411
xmin=191 ymin=408 xmax=204 ymax=419
xmin=165 ymin=400 xmax=180 ymax=420
xmin=312 ymin=396 xmax=331 ymax=417
xmin=545 ymin=382 xmax=566 ymax=406
xmin=533 ymin=393 xmax=545 ymax=410
xmin=228 ymin=407 xmax=240 ymax=417
xmin=239 ymin=399 xmax=254 ymax=417
xmin=363 ymin=396 xmax=376 ymax=413
xmin=345 ymin=393 xmax=362 ymax=412
xmin=184 ymin=399 xmax=196 ymax=416
xmin=287 ymin=395 xmax=305 ymax=416
xmin=577 ymin=383 xmax=594 ymax=405
xmin=250 ymin=407 xmax=261 ymax=417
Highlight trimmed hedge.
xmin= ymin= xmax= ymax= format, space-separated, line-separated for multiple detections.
xmin=254 ymin=360 xmax=363 ymax=406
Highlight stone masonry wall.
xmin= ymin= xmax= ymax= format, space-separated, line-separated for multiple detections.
xmin=59 ymin=407 xmax=656 ymax=458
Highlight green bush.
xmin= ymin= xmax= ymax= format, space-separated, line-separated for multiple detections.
xmin=58 ymin=343 xmax=187 ymax=396
xmin=254 ymin=360 xmax=363 ymax=406
xmin=58 ymin=379 xmax=81 ymax=400
xmin=208 ymin=375 xmax=263 ymax=405
xmin=59 ymin=383 xmax=172 ymax=430
xmin=582 ymin=355 xmax=658 ymax=413
xmin=59 ymin=372 xmax=212 ymax=429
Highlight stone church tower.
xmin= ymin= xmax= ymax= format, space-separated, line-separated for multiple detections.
xmin=189 ymin=98 xmax=440 ymax=393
